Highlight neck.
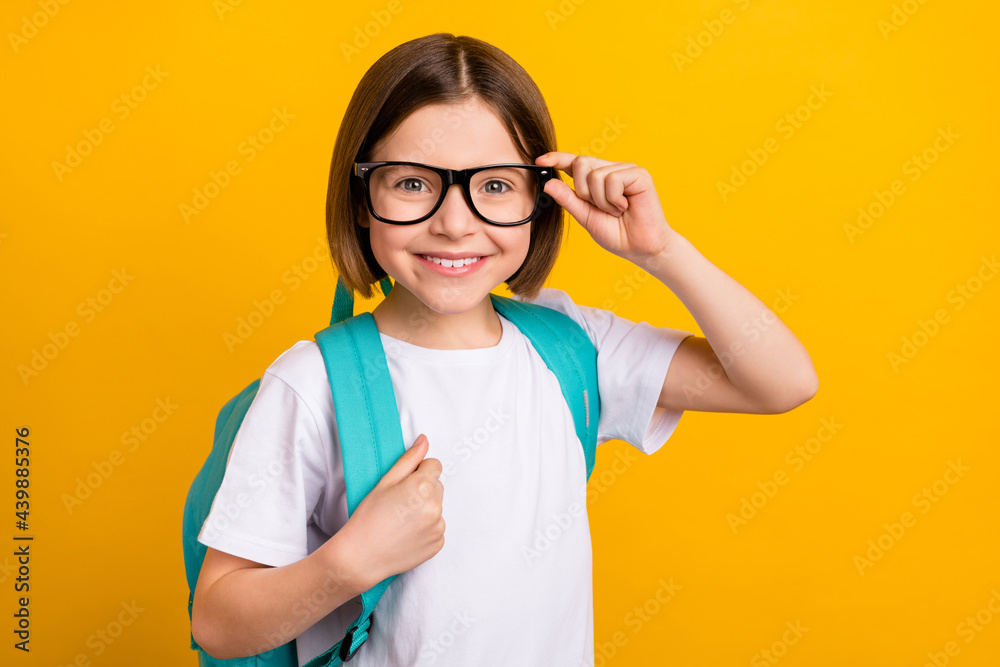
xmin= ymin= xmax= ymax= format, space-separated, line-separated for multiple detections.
xmin=371 ymin=284 xmax=502 ymax=350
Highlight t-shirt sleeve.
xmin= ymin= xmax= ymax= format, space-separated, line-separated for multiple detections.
xmin=197 ymin=366 xmax=332 ymax=567
xmin=514 ymin=288 xmax=695 ymax=455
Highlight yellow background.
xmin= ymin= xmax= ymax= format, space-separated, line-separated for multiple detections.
xmin=3 ymin=0 xmax=998 ymax=665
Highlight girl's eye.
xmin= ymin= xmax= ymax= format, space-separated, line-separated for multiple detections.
xmin=481 ymin=179 xmax=510 ymax=195
xmin=397 ymin=178 xmax=429 ymax=193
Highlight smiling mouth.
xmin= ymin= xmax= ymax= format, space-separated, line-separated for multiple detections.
xmin=419 ymin=255 xmax=483 ymax=268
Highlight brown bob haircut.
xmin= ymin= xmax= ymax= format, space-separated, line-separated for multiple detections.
xmin=326 ymin=32 xmax=565 ymax=301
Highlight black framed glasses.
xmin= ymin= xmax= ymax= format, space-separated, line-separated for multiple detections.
xmin=354 ymin=161 xmax=555 ymax=226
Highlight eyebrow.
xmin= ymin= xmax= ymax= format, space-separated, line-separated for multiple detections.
xmin=376 ymin=160 xmax=535 ymax=169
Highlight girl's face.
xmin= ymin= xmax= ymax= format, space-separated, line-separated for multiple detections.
xmin=360 ymin=98 xmax=533 ymax=318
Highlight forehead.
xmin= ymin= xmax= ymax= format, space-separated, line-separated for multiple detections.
xmin=370 ymin=98 xmax=525 ymax=168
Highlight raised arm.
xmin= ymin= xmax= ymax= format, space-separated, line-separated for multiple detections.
xmin=648 ymin=233 xmax=817 ymax=414
xmin=534 ymin=152 xmax=818 ymax=415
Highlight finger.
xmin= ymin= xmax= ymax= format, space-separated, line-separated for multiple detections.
xmin=535 ymin=151 xmax=619 ymax=177
xmin=534 ymin=151 xmax=578 ymax=175
xmin=417 ymin=456 xmax=444 ymax=480
xmin=414 ymin=472 xmax=442 ymax=500
xmin=609 ymin=165 xmax=650 ymax=210
xmin=377 ymin=434 xmax=429 ymax=488
xmin=543 ymin=179 xmax=603 ymax=233
xmin=594 ymin=163 xmax=637 ymax=215
xmin=586 ymin=163 xmax=627 ymax=216
xmin=566 ymin=155 xmax=598 ymax=205
xmin=541 ymin=153 xmax=624 ymax=209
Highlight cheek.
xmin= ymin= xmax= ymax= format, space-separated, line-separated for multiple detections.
xmin=365 ymin=224 xmax=390 ymax=267
xmin=512 ymin=225 xmax=533 ymax=260
xmin=368 ymin=223 xmax=414 ymax=261
xmin=491 ymin=226 xmax=532 ymax=275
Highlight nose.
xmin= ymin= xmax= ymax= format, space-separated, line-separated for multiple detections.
xmin=427 ymin=182 xmax=480 ymax=238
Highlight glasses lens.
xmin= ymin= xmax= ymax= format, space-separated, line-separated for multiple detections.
xmin=368 ymin=164 xmax=443 ymax=223
xmin=367 ymin=165 xmax=540 ymax=224
xmin=470 ymin=167 xmax=539 ymax=224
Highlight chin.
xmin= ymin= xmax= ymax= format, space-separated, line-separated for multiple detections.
xmin=419 ymin=291 xmax=486 ymax=315
xmin=422 ymin=278 xmax=500 ymax=310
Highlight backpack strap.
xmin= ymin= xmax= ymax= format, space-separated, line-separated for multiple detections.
xmin=329 ymin=276 xmax=599 ymax=478
xmin=330 ymin=276 xmax=392 ymax=326
xmin=308 ymin=276 xmax=399 ymax=665
xmin=489 ymin=294 xmax=601 ymax=481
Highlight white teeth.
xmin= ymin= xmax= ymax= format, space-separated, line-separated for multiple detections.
xmin=422 ymin=255 xmax=481 ymax=268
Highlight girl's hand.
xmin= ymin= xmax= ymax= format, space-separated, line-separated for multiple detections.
xmin=535 ymin=152 xmax=680 ymax=269
xmin=335 ymin=434 xmax=445 ymax=588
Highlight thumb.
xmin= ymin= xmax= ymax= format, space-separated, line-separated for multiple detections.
xmin=544 ymin=179 xmax=599 ymax=232
xmin=375 ymin=433 xmax=429 ymax=488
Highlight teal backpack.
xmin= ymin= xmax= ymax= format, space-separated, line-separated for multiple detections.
xmin=182 ymin=276 xmax=601 ymax=665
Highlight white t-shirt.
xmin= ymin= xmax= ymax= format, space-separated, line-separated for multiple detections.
xmin=198 ymin=287 xmax=693 ymax=666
